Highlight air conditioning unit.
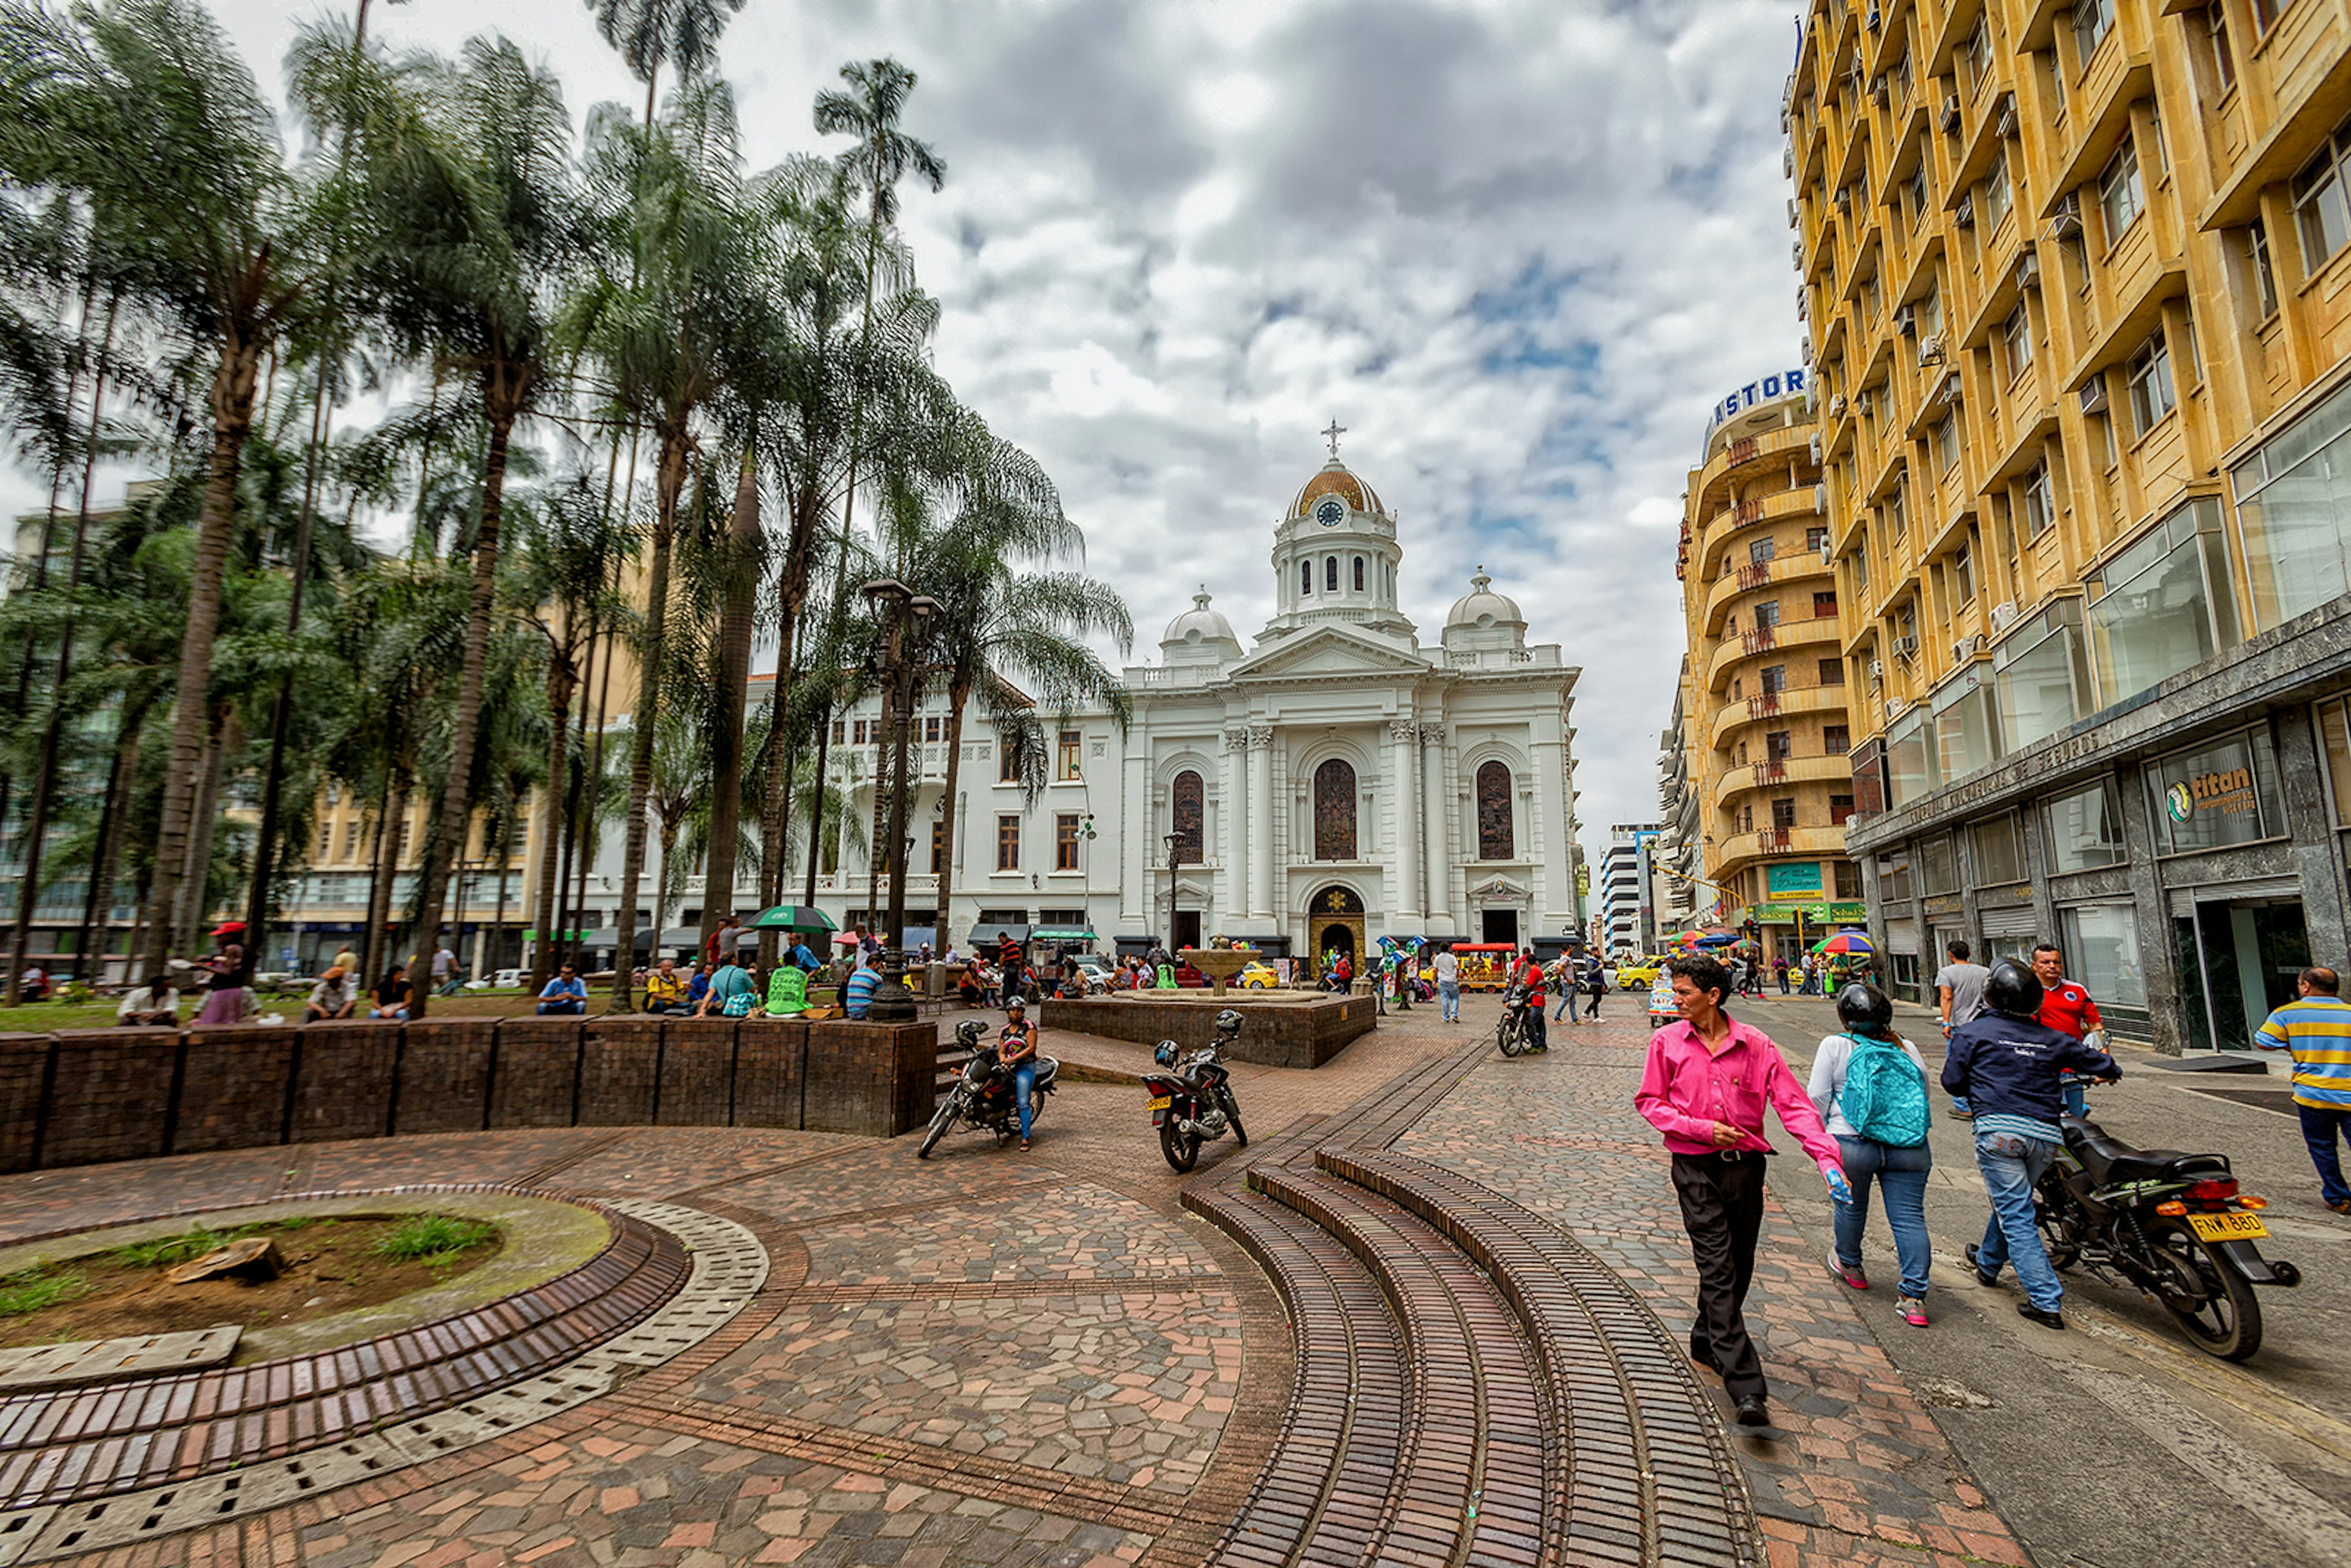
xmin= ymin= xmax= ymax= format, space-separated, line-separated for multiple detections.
xmin=1808 ymin=433 xmax=1823 ymax=463
xmin=1835 ymin=186 xmax=1852 ymax=214
xmin=1820 ymin=535 xmax=1834 ymax=564
xmin=2049 ymin=194 xmax=2082 ymax=240
xmin=1952 ymin=634 xmax=1984 ymax=662
xmin=1828 ymin=392 xmax=1847 ymax=418
xmin=1784 ymin=146 xmax=1796 ymax=178
xmin=1954 ymin=193 xmax=1976 ymax=228
xmin=1933 ymin=369 xmax=1962 ymax=408
xmin=1894 ymin=303 xmax=1917 ymax=335
xmin=1917 ymin=332 xmax=1947 ymax=366
xmin=1871 ymin=75 xmax=1890 ymax=107
xmin=1869 ymin=658 xmax=1886 ymax=678
xmin=2079 ymin=378 xmax=2110 ymax=415
xmin=1989 ymin=599 xmax=2020 ymax=631
xmin=1793 ymin=239 xmax=1805 ymax=269
xmin=1855 ymin=388 xmax=1874 ymax=418
xmin=1892 ymin=634 xmax=1920 ymax=658
xmin=1801 ymin=324 xmax=1812 ymax=349
xmin=1996 ymin=92 xmax=2019 ymax=139
xmin=1941 ymin=95 xmax=1963 ymax=132
xmin=2015 ymin=250 xmax=2041 ymax=290
xmin=1787 ymin=198 xmax=1799 ymax=228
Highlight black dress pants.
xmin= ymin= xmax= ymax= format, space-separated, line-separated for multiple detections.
xmin=1670 ymin=1150 xmax=1769 ymax=1400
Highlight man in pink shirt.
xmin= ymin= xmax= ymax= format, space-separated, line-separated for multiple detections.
xmin=1637 ymin=954 xmax=1852 ymax=1427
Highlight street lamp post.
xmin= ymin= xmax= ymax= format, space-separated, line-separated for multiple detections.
xmin=862 ymin=580 xmax=940 ymax=1024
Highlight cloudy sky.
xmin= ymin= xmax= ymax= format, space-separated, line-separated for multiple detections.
xmin=31 ymin=0 xmax=1812 ymax=856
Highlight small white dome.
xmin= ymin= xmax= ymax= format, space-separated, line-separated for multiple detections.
xmin=1163 ymin=587 xmax=1239 ymax=648
xmin=1445 ymin=567 xmax=1524 ymax=629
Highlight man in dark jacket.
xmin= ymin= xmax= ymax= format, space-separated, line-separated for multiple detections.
xmin=1942 ymin=958 xmax=2119 ymax=1329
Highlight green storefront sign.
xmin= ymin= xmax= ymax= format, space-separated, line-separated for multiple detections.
xmin=1746 ymin=901 xmax=1869 ymax=925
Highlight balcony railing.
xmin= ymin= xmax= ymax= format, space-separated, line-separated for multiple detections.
xmin=1736 ymin=561 xmax=1774 ymax=591
xmin=1758 ymin=827 xmax=1794 ymax=853
xmin=1727 ymin=437 xmax=1759 ymax=467
xmin=1746 ymin=691 xmax=1783 ymax=719
xmin=1730 ymin=499 xmax=1763 ymax=527
xmin=1753 ymin=758 xmax=1788 ymax=784
xmin=1740 ymin=623 xmax=1778 ymax=655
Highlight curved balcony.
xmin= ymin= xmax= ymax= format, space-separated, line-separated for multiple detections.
xmin=1703 ymin=613 xmax=1841 ymax=695
xmin=1710 ymin=752 xmax=1852 ymax=814
xmin=1705 ymin=680 xmax=1848 ymax=754
xmin=1710 ymin=824 xmax=1853 ymax=877
xmin=1691 ymin=486 xmax=1824 ymax=587
xmin=1693 ymin=419 xmax=1813 ymax=509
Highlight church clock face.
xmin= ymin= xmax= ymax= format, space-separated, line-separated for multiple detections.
xmin=1314 ymin=498 xmax=1344 ymax=528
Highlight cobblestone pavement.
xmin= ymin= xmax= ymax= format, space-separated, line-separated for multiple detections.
xmin=0 ymin=996 xmax=2110 ymax=1568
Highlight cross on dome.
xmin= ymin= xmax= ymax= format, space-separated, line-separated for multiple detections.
xmin=1322 ymin=419 xmax=1346 ymax=458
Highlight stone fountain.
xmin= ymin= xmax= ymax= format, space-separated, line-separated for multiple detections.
xmin=1180 ymin=947 xmax=1251 ymax=998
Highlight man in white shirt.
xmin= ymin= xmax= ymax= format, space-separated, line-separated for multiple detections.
xmin=304 ymin=966 xmax=359 ymax=1023
xmin=1433 ymin=946 xmax=1462 ymax=1023
xmin=432 ymin=943 xmax=461 ymax=996
xmin=1936 ymin=940 xmax=1992 ymax=1119
xmin=118 ymin=975 xmax=179 ymax=1026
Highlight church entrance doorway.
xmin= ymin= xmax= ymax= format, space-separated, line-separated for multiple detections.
xmin=1309 ymin=885 xmax=1365 ymax=982
xmin=1172 ymin=910 xmax=1201 ymax=952
xmin=1482 ymin=909 xmax=1519 ymax=947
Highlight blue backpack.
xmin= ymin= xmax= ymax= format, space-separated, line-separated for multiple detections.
xmin=1839 ymin=1032 xmax=1929 ymax=1148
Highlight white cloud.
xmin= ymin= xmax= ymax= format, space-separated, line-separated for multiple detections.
xmin=9 ymin=0 xmax=1813 ymax=857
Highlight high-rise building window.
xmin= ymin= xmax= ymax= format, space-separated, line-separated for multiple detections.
xmin=2003 ymin=302 xmax=2033 ymax=378
xmin=2074 ymin=0 xmax=2117 ymax=61
xmin=996 ymin=816 xmax=1020 ymax=871
xmin=1760 ymin=664 xmax=1787 ymax=695
xmin=2294 ymin=116 xmax=2351 ymax=268
xmin=1771 ymin=798 xmax=1798 ymax=830
xmin=1754 ymin=599 xmax=1781 ymax=628
xmin=1935 ymin=411 xmax=1961 ymax=473
xmin=1825 ymin=724 xmax=1851 ymax=754
xmin=2098 ymin=137 xmax=2143 ymax=245
xmin=852 ymin=719 xmax=868 ymax=745
xmin=1807 ymin=525 xmax=1828 ymax=553
xmin=831 ymin=719 xmax=846 ymax=745
xmin=1954 ymin=544 xmax=1975 ymax=604
xmin=2245 ymin=221 xmax=2280 ymax=319
xmin=2128 ymin=328 xmax=2177 ymax=435
xmin=1820 ymin=658 xmax=1845 ymax=685
xmin=1749 ymin=536 xmax=1775 ymax=563
xmin=2020 ymin=462 xmax=2055 ymax=539
xmin=1813 ymin=590 xmax=1838 ymax=618
xmin=1834 ymin=859 xmax=1863 ymax=898
xmin=1829 ymin=794 xmax=1856 ymax=827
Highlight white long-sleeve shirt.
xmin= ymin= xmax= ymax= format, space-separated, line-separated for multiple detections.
xmin=1806 ymin=1031 xmax=1928 ymax=1138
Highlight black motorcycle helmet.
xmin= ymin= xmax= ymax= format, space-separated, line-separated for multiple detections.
xmin=956 ymin=1018 xmax=987 ymax=1045
xmin=1834 ymin=982 xmax=1894 ymax=1038
xmin=1153 ymin=1040 xmax=1179 ymax=1067
xmin=1985 ymin=958 xmax=2044 ymax=1019
xmin=1215 ymin=1008 xmax=1243 ymax=1035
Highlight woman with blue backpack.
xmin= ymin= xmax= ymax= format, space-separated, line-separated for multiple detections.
xmin=1808 ymin=983 xmax=1935 ymax=1327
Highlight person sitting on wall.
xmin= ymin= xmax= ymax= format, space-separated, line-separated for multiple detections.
xmin=372 ymin=963 xmax=412 ymax=1021
xmin=304 ymin=966 xmax=359 ymax=1024
xmin=844 ymin=953 xmax=881 ymax=1019
xmin=644 ymin=958 xmax=691 ymax=1015
xmin=767 ymin=959 xmax=810 ymax=1016
xmin=537 ymin=963 xmax=588 ymax=1016
xmin=118 ymin=973 xmax=179 ymax=1026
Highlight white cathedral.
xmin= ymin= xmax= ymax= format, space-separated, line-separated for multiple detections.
xmin=811 ymin=441 xmax=1585 ymax=973
xmin=561 ymin=442 xmax=1584 ymax=976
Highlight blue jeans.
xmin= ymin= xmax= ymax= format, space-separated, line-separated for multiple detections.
xmin=537 ymin=997 xmax=584 ymax=1015
xmin=1832 ymin=1135 xmax=1933 ymax=1299
xmin=1972 ymin=1127 xmax=2064 ymax=1313
xmin=2060 ymin=1072 xmax=2090 ymax=1118
xmin=1524 ymin=1007 xmax=1547 ymax=1050
xmin=2298 ymin=1103 xmax=2350 ymax=1205
xmin=1013 ymin=1062 xmax=1037 ymax=1140
xmin=1439 ymin=980 xmax=1460 ymax=1021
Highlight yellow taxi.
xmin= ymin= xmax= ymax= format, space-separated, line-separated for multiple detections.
xmin=1615 ymin=954 xmax=1665 ymax=991
xmin=1239 ymin=961 xmax=1282 ymax=989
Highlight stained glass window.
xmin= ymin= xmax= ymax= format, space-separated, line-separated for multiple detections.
xmin=1171 ymin=771 xmax=1204 ymax=863
xmin=1314 ymin=759 xmax=1357 ymax=861
xmin=1476 ymin=761 xmax=1513 ymax=860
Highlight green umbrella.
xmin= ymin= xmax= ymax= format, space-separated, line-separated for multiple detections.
xmin=752 ymin=904 xmax=838 ymax=932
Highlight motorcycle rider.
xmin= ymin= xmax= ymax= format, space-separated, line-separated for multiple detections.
xmin=1000 ymin=997 xmax=1042 ymax=1152
xmin=1512 ymin=949 xmax=1548 ymax=1052
xmin=1942 ymin=958 xmax=2121 ymax=1330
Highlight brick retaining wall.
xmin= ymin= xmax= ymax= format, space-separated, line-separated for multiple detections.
xmin=1043 ymin=994 xmax=1378 ymax=1070
xmin=0 ymin=1015 xmax=934 ymax=1174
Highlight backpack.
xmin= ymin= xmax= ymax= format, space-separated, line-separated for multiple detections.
xmin=1839 ymin=1032 xmax=1929 ymax=1147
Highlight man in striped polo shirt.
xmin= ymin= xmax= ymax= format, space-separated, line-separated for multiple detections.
xmin=2255 ymin=966 xmax=2351 ymax=1215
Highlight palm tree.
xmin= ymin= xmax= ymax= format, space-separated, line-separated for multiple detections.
xmin=1 ymin=0 xmax=340 ymax=980
xmin=307 ymin=33 xmax=583 ymax=1015
xmin=582 ymin=0 xmax=748 ymax=125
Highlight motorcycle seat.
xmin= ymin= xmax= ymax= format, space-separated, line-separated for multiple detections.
xmin=2066 ymin=1119 xmax=2226 ymax=1184
xmin=1033 ymin=1056 xmax=1059 ymax=1087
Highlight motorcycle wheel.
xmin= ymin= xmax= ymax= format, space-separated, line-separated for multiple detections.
xmin=1498 ymin=1017 xmax=1524 ymax=1057
xmin=2148 ymin=1219 xmax=2263 ymax=1361
xmin=2031 ymin=1173 xmax=2083 ymax=1270
xmin=1218 ymin=1089 xmax=1248 ymax=1149
xmin=1161 ymin=1117 xmax=1201 ymax=1173
xmin=917 ymin=1096 xmax=957 ymax=1160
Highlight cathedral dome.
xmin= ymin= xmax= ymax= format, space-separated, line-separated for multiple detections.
xmin=1164 ymin=587 xmax=1237 ymax=647
xmin=1445 ymin=568 xmax=1524 ymax=629
xmin=1289 ymin=459 xmax=1384 ymax=519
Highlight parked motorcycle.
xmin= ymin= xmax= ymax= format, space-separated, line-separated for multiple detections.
xmin=1495 ymin=986 xmax=1544 ymax=1057
xmin=2033 ymin=1114 xmax=2300 ymax=1360
xmin=1142 ymin=1008 xmax=1250 ymax=1171
xmin=918 ymin=1019 xmax=1058 ymax=1158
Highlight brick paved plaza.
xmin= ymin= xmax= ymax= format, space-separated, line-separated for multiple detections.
xmin=2 ymin=997 xmax=2343 ymax=1568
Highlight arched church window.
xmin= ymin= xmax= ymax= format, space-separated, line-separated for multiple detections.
xmin=1300 ymin=560 xmax=1312 ymax=595
xmin=1476 ymin=761 xmax=1514 ymax=860
xmin=1171 ymin=771 xmax=1204 ymax=863
xmin=1353 ymin=557 xmax=1365 ymax=591
xmin=1313 ymin=759 xmax=1357 ymax=861
xmin=1325 ymin=556 xmax=1338 ymax=591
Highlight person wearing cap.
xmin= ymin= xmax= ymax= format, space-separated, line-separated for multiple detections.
xmin=304 ymin=966 xmax=359 ymax=1023
xmin=1000 ymin=998 xmax=1041 ymax=1151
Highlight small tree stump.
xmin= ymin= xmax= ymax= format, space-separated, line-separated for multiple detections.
xmin=165 ymin=1237 xmax=285 ymax=1285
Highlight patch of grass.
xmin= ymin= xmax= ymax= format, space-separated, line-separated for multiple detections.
xmin=0 ymin=1268 xmax=88 ymax=1318
xmin=109 ymin=1226 xmax=244 ymax=1270
xmin=372 ymin=1215 xmax=497 ymax=1269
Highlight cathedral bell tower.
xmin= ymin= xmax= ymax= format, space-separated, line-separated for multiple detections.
xmin=1262 ymin=421 xmax=1415 ymax=644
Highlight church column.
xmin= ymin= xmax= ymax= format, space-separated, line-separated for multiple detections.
xmin=1221 ymin=727 xmax=1248 ymax=926
xmin=1422 ymin=720 xmax=1451 ymax=933
xmin=1248 ymin=726 xmax=1275 ymax=922
xmin=1533 ymin=714 xmax=1572 ymax=932
xmin=1389 ymin=716 xmax=1420 ymax=926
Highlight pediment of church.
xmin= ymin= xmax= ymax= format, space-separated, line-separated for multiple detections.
xmin=1228 ymin=623 xmax=1429 ymax=685
xmin=1469 ymin=874 xmax=1530 ymax=902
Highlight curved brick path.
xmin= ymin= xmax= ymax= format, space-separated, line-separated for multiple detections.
xmin=0 ymin=1005 xmax=2028 ymax=1568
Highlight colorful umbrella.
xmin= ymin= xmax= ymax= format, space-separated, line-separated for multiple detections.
xmin=1812 ymin=929 xmax=1873 ymax=955
xmin=752 ymin=904 xmax=838 ymax=932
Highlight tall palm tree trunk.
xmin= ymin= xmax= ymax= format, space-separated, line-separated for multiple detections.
xmin=174 ymin=705 xmax=236 ymax=957
xmin=803 ymin=703 xmax=833 ymax=908
xmin=408 ymin=383 xmax=526 ymax=1019
xmin=143 ymin=332 xmax=261 ymax=981
xmin=75 ymin=691 xmax=154 ymax=983
xmin=609 ymin=429 xmax=688 ymax=1010
xmin=699 ymin=448 xmax=759 ymax=943
xmin=934 ymin=676 xmax=971 ymax=948
xmin=573 ymin=572 xmax=620 ymax=966
xmin=527 ymin=622 xmax=576 ymax=989
xmin=362 ymin=768 xmax=409 ymax=985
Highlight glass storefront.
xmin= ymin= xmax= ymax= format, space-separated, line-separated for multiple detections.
xmin=1886 ymin=708 xmax=1937 ymax=808
xmin=2058 ymin=903 xmax=2145 ymax=1009
xmin=2145 ymin=727 xmax=2284 ymax=856
xmin=2173 ymin=899 xmax=2309 ymax=1050
xmin=1919 ymin=833 xmax=1958 ymax=895
xmin=2042 ymin=779 xmax=2126 ymax=872
xmin=1933 ymin=668 xmax=2002 ymax=781
xmin=2230 ymin=376 xmax=2351 ymax=628
xmin=2085 ymin=498 xmax=2241 ymax=710
xmin=1970 ymin=813 xmax=2025 ymax=883
xmin=1994 ymin=600 xmax=2091 ymax=751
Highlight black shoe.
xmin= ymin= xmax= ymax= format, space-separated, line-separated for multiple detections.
xmin=1965 ymin=1244 xmax=2000 ymax=1289
xmin=2016 ymin=1302 xmax=2066 ymax=1330
xmin=1733 ymin=1394 xmax=1771 ymax=1427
